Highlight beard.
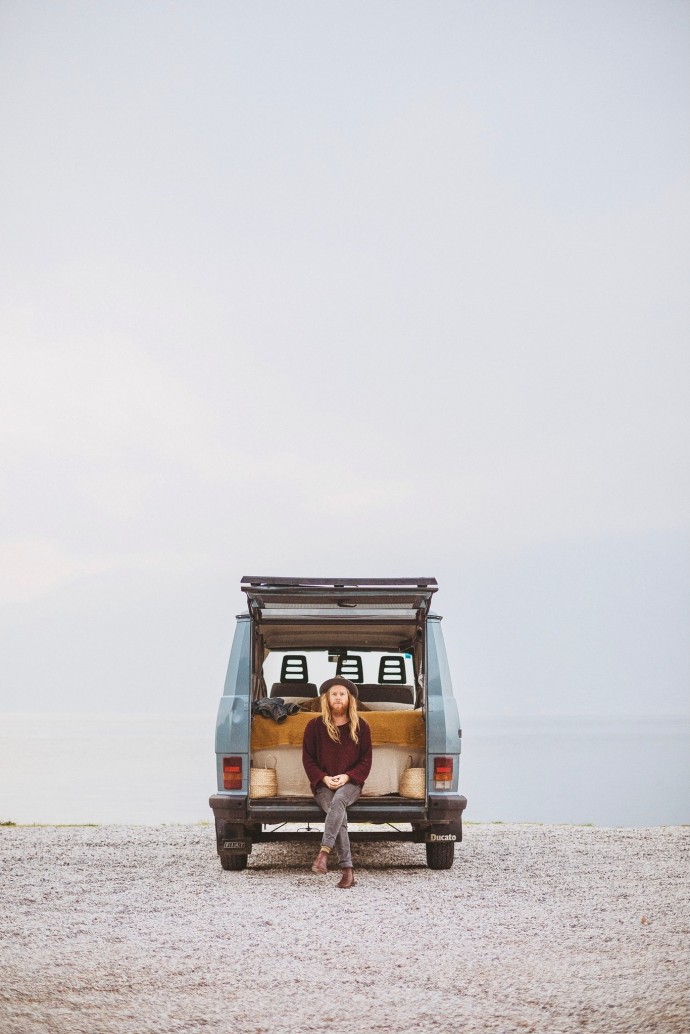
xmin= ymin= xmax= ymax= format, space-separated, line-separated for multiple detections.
xmin=330 ymin=701 xmax=348 ymax=717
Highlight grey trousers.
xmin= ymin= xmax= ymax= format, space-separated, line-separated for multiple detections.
xmin=314 ymin=783 xmax=362 ymax=868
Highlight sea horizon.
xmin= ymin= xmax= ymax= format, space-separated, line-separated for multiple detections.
xmin=1 ymin=711 xmax=688 ymax=828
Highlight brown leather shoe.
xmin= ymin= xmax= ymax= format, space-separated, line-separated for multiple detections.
xmin=336 ymin=867 xmax=355 ymax=889
xmin=311 ymin=849 xmax=329 ymax=874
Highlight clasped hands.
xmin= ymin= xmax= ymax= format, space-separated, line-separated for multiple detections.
xmin=323 ymin=773 xmax=350 ymax=790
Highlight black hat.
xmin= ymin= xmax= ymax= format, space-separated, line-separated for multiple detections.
xmin=319 ymin=676 xmax=359 ymax=699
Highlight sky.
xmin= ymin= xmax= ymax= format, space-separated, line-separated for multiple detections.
xmin=1 ymin=0 xmax=688 ymax=718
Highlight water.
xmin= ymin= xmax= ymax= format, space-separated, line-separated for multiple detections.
xmin=0 ymin=712 xmax=688 ymax=826
xmin=462 ymin=715 xmax=690 ymax=826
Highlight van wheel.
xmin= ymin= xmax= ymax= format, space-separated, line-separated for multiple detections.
xmin=220 ymin=852 xmax=248 ymax=871
xmin=425 ymin=841 xmax=455 ymax=869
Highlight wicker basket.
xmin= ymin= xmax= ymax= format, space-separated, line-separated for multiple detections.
xmin=399 ymin=757 xmax=425 ymax=799
xmin=250 ymin=755 xmax=278 ymax=798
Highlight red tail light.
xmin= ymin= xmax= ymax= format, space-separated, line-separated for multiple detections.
xmin=434 ymin=756 xmax=453 ymax=789
xmin=223 ymin=756 xmax=242 ymax=790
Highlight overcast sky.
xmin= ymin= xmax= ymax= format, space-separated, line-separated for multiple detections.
xmin=1 ymin=1 xmax=688 ymax=717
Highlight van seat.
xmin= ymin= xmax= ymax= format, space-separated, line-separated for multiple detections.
xmin=269 ymin=654 xmax=316 ymax=699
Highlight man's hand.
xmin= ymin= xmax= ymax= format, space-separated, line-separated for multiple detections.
xmin=325 ymin=774 xmax=350 ymax=789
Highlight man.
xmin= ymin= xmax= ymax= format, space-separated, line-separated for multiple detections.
xmin=302 ymin=676 xmax=372 ymax=888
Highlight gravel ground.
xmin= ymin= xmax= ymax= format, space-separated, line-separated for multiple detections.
xmin=1 ymin=823 xmax=688 ymax=1034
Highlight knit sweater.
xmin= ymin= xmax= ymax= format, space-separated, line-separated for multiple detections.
xmin=302 ymin=717 xmax=373 ymax=794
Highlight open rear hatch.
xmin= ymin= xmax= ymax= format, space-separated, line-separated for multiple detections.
xmin=243 ymin=577 xmax=437 ymax=651
xmin=242 ymin=576 xmax=437 ymax=618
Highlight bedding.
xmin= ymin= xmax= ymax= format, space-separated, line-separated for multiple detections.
xmin=250 ymin=709 xmax=425 ymax=797
xmin=250 ymin=709 xmax=425 ymax=751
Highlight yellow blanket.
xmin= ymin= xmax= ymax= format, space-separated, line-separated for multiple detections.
xmin=251 ymin=710 xmax=425 ymax=750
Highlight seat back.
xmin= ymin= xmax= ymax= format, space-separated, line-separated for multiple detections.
xmin=279 ymin=655 xmax=310 ymax=684
xmin=336 ymin=655 xmax=364 ymax=683
xmin=378 ymin=655 xmax=407 ymax=684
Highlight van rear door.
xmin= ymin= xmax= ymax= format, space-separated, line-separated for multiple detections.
xmin=241 ymin=576 xmax=437 ymax=619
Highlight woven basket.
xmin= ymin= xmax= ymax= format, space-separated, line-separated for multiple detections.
xmin=250 ymin=755 xmax=278 ymax=798
xmin=399 ymin=757 xmax=425 ymax=799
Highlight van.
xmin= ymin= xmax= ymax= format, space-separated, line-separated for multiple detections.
xmin=209 ymin=577 xmax=467 ymax=870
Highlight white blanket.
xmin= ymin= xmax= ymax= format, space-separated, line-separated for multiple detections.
xmin=251 ymin=745 xmax=424 ymax=797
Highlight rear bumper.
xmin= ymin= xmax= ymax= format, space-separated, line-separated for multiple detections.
xmin=209 ymin=792 xmax=467 ymax=852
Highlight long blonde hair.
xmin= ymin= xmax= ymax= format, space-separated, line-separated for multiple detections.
xmin=321 ymin=687 xmax=360 ymax=744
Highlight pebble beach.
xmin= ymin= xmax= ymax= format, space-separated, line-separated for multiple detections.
xmin=1 ymin=823 xmax=688 ymax=1034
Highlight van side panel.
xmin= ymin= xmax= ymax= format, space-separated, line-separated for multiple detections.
xmin=215 ymin=615 xmax=251 ymax=794
xmin=426 ymin=616 xmax=462 ymax=794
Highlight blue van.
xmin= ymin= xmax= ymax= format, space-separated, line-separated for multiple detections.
xmin=209 ymin=577 xmax=467 ymax=870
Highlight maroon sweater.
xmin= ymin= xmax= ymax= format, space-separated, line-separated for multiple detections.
xmin=302 ymin=717 xmax=373 ymax=794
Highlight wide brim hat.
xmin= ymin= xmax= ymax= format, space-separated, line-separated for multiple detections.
xmin=319 ymin=676 xmax=359 ymax=699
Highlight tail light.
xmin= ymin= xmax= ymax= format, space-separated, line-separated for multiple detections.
xmin=434 ymin=756 xmax=453 ymax=790
xmin=223 ymin=756 xmax=242 ymax=790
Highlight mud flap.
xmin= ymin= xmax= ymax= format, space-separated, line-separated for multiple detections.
xmin=216 ymin=820 xmax=252 ymax=855
xmin=426 ymin=815 xmax=463 ymax=842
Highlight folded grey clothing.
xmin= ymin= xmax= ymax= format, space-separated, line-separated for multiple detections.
xmin=251 ymin=698 xmax=302 ymax=723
